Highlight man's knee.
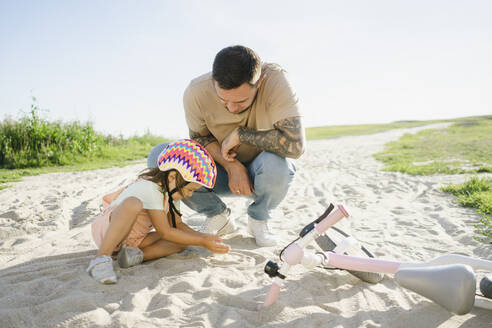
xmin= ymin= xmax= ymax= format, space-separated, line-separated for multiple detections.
xmin=252 ymin=152 xmax=296 ymax=185
xmin=147 ymin=143 xmax=169 ymax=168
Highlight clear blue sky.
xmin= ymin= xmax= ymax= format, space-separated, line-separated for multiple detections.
xmin=1 ymin=1 xmax=491 ymax=138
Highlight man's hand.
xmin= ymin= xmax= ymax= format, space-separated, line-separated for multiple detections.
xmin=190 ymin=128 xmax=253 ymax=196
xmin=201 ymin=234 xmax=230 ymax=254
xmin=221 ymin=127 xmax=241 ymax=161
xmin=226 ymin=161 xmax=254 ymax=196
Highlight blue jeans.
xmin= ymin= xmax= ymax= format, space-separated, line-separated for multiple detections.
xmin=147 ymin=143 xmax=296 ymax=221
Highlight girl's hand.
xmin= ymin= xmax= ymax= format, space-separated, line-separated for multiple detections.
xmin=202 ymin=235 xmax=230 ymax=254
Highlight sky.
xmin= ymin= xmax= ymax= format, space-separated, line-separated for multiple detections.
xmin=1 ymin=1 xmax=491 ymax=138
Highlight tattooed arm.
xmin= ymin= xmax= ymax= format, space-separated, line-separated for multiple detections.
xmin=237 ymin=116 xmax=305 ymax=159
xmin=189 ymin=129 xmax=254 ymax=195
xmin=189 ymin=129 xmax=217 ymax=148
xmin=221 ymin=116 xmax=305 ymax=161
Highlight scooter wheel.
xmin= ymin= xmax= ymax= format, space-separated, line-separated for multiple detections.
xmin=480 ymin=276 xmax=492 ymax=299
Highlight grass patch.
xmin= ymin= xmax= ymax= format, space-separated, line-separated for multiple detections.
xmin=441 ymin=177 xmax=492 ymax=242
xmin=0 ymin=100 xmax=169 ymax=188
xmin=374 ymin=115 xmax=492 ymax=242
xmin=306 ymin=120 xmax=445 ymax=140
xmin=373 ymin=116 xmax=492 ymax=175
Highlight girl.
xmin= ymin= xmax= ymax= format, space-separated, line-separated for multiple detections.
xmin=86 ymin=139 xmax=230 ymax=284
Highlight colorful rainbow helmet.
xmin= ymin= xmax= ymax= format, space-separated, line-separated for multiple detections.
xmin=157 ymin=139 xmax=217 ymax=189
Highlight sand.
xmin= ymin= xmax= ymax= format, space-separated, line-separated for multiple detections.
xmin=1 ymin=124 xmax=491 ymax=328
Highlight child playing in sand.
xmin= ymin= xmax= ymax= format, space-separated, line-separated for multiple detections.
xmin=86 ymin=139 xmax=230 ymax=284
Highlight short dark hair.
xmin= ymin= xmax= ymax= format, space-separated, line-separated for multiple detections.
xmin=212 ymin=45 xmax=261 ymax=90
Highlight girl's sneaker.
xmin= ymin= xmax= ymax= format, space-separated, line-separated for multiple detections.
xmin=86 ymin=255 xmax=117 ymax=284
xmin=117 ymin=245 xmax=144 ymax=268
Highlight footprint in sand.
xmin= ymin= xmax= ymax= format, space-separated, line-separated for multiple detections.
xmin=313 ymin=186 xmax=324 ymax=197
xmin=218 ymin=276 xmax=249 ymax=289
xmin=208 ymin=250 xmax=266 ymax=268
xmin=145 ymin=293 xmax=171 ymax=312
xmin=168 ymin=281 xmax=194 ymax=293
xmin=0 ymin=210 xmax=21 ymax=220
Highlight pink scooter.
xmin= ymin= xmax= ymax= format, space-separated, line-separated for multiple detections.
xmin=262 ymin=204 xmax=492 ymax=314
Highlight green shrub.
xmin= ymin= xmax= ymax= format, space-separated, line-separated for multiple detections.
xmin=442 ymin=177 xmax=492 ymax=243
xmin=0 ymin=100 xmax=169 ymax=183
xmin=0 ymin=101 xmax=103 ymax=168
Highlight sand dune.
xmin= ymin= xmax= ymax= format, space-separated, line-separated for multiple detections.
xmin=1 ymin=124 xmax=491 ymax=328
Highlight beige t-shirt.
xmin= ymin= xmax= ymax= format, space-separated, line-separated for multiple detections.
xmin=184 ymin=63 xmax=301 ymax=163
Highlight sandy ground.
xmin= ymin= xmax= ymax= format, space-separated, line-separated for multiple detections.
xmin=1 ymin=124 xmax=491 ymax=328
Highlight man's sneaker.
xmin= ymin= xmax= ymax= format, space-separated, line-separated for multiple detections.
xmin=247 ymin=217 xmax=277 ymax=247
xmin=117 ymin=245 xmax=144 ymax=269
xmin=86 ymin=255 xmax=117 ymax=284
xmin=200 ymin=208 xmax=236 ymax=236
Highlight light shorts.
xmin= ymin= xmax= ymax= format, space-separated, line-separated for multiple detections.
xmin=91 ymin=200 xmax=154 ymax=252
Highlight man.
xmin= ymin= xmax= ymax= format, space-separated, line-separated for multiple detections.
xmin=148 ymin=45 xmax=305 ymax=246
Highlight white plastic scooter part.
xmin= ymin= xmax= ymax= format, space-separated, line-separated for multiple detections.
xmin=333 ymin=236 xmax=360 ymax=255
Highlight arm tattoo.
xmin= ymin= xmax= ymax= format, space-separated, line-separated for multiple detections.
xmin=237 ymin=116 xmax=306 ymax=159
xmin=188 ymin=129 xmax=217 ymax=148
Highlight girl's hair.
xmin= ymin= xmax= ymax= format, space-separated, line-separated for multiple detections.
xmin=138 ymin=167 xmax=188 ymax=195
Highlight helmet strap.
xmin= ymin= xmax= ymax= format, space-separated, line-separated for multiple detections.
xmin=163 ymin=172 xmax=184 ymax=228
xmin=167 ymin=189 xmax=182 ymax=229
